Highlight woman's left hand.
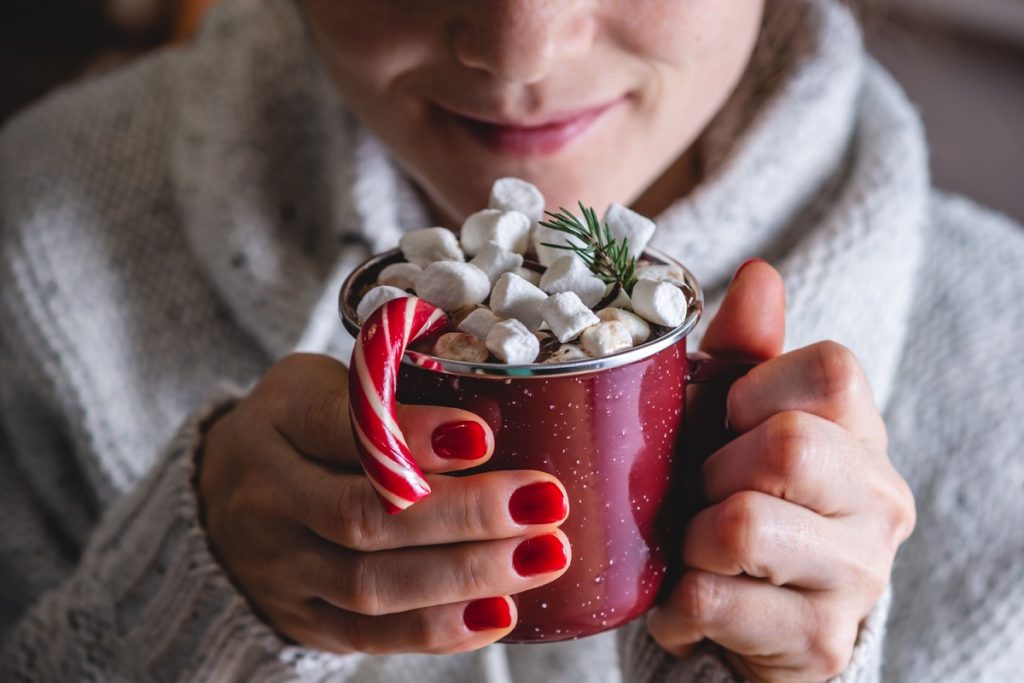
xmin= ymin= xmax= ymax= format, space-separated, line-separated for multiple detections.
xmin=647 ymin=261 xmax=917 ymax=683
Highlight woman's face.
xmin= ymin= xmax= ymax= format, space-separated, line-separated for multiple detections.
xmin=301 ymin=0 xmax=764 ymax=224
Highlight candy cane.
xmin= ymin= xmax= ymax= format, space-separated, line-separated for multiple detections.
xmin=348 ymin=296 xmax=450 ymax=513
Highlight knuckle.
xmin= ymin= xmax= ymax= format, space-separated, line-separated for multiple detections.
xmin=231 ymin=476 xmax=275 ymax=518
xmin=675 ymin=571 xmax=722 ymax=626
xmin=893 ymin=478 xmax=918 ymax=541
xmin=414 ymin=611 xmax=451 ymax=654
xmin=809 ymin=609 xmax=856 ymax=678
xmin=715 ymin=491 xmax=764 ymax=567
xmin=811 ymin=341 xmax=863 ymax=404
xmin=725 ymin=376 xmax=749 ymax=427
xmin=451 ymin=548 xmax=493 ymax=597
xmin=335 ymin=481 xmax=387 ymax=551
xmin=259 ymin=353 xmax=307 ymax=398
xmin=864 ymin=565 xmax=892 ymax=602
xmin=764 ymin=412 xmax=813 ymax=482
xmin=442 ymin=482 xmax=489 ymax=539
xmin=341 ymin=610 xmax=376 ymax=653
xmin=344 ymin=553 xmax=387 ymax=616
xmin=846 ymin=554 xmax=891 ymax=601
xmin=873 ymin=475 xmax=917 ymax=548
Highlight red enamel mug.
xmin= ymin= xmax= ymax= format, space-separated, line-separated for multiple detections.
xmin=339 ymin=248 xmax=748 ymax=643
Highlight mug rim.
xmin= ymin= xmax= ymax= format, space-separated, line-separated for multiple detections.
xmin=339 ymin=246 xmax=704 ymax=379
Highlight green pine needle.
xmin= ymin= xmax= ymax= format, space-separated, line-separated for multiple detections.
xmin=538 ymin=202 xmax=639 ymax=294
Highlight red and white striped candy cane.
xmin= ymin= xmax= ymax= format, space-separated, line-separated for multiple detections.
xmin=348 ymin=296 xmax=450 ymax=513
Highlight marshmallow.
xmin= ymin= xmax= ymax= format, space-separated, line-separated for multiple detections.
xmin=604 ymin=203 xmax=656 ymax=260
xmin=489 ymin=177 xmax=546 ymax=223
xmin=544 ymin=344 xmax=591 ymax=364
xmin=631 ymin=279 xmax=687 ymax=327
xmin=490 ymin=272 xmax=549 ymax=330
xmin=580 ymin=321 xmax=634 ymax=357
xmin=540 ymin=291 xmax=601 ymax=343
xmin=399 ymin=227 xmax=464 ymax=267
xmin=377 ymin=262 xmax=423 ymax=291
xmin=515 ymin=267 xmax=542 ymax=286
xmin=461 ymin=209 xmax=532 ymax=256
xmin=357 ymin=285 xmax=410 ymax=322
xmin=415 ymin=261 xmax=490 ymax=312
xmin=635 ymin=263 xmax=686 ymax=287
xmin=451 ymin=303 xmax=486 ymax=328
xmin=457 ymin=307 xmax=502 ymax=341
xmin=533 ymin=223 xmax=585 ymax=267
xmin=596 ymin=307 xmax=651 ymax=345
xmin=433 ymin=332 xmax=489 ymax=363
xmin=539 ymin=254 xmax=607 ymax=308
xmin=486 ymin=318 xmax=540 ymax=364
xmin=470 ymin=241 xmax=524 ymax=286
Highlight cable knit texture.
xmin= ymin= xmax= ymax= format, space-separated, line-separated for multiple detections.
xmin=1 ymin=0 xmax=1022 ymax=680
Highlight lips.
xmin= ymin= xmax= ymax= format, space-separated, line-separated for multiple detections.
xmin=438 ymin=98 xmax=625 ymax=157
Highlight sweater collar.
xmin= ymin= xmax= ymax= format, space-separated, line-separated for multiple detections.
xmin=171 ymin=0 xmax=926 ymax=407
xmin=651 ymin=1 xmax=928 ymax=407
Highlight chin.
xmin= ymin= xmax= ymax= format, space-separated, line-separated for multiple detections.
xmin=411 ymin=141 xmax=646 ymax=225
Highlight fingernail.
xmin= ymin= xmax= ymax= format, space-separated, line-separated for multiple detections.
xmin=513 ymin=534 xmax=568 ymax=577
xmin=463 ymin=597 xmax=513 ymax=631
xmin=509 ymin=482 xmax=568 ymax=525
xmin=432 ymin=421 xmax=488 ymax=460
xmin=732 ymin=257 xmax=767 ymax=283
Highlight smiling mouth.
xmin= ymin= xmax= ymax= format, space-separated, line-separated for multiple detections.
xmin=438 ymin=98 xmax=626 ymax=157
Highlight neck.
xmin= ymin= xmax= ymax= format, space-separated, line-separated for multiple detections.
xmin=630 ymin=143 xmax=704 ymax=219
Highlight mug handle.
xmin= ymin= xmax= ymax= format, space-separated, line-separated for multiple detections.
xmin=680 ymin=351 xmax=760 ymax=494
xmin=686 ymin=350 xmax=758 ymax=387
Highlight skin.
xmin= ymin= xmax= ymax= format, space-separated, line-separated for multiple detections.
xmin=300 ymin=0 xmax=763 ymax=223
xmin=200 ymin=2 xmax=916 ymax=681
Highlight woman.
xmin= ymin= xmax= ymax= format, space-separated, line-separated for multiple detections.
xmin=1 ymin=0 xmax=1020 ymax=681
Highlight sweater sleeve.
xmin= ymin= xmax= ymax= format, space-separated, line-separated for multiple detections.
xmin=0 ymin=386 xmax=367 ymax=682
xmin=616 ymin=589 xmax=891 ymax=683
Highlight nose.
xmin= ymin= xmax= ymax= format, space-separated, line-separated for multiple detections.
xmin=452 ymin=1 xmax=594 ymax=84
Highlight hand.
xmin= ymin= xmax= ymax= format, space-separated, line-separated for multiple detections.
xmin=199 ymin=353 xmax=570 ymax=654
xmin=647 ymin=262 xmax=916 ymax=682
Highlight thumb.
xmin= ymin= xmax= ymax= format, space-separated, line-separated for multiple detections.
xmin=700 ymin=259 xmax=786 ymax=360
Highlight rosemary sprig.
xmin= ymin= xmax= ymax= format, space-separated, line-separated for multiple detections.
xmin=538 ymin=202 xmax=639 ymax=294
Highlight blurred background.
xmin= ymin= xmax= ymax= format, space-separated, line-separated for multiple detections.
xmin=1 ymin=0 xmax=1022 ymax=222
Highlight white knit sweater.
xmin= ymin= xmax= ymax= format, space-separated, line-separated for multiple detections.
xmin=1 ymin=0 xmax=1022 ymax=681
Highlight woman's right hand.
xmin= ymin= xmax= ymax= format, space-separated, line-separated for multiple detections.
xmin=198 ymin=353 xmax=571 ymax=654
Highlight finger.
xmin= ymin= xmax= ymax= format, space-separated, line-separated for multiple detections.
xmin=265 ymin=354 xmax=494 ymax=472
xmin=648 ymin=570 xmax=814 ymax=659
xmin=650 ymin=571 xmax=860 ymax=681
xmin=726 ymin=341 xmax=887 ymax=451
xmin=702 ymin=411 xmax=868 ymax=516
xmin=263 ymin=353 xmax=359 ymax=464
xmin=700 ymin=259 xmax=786 ymax=360
xmin=285 ymin=457 xmax=568 ymax=550
xmin=301 ymin=531 xmax=571 ymax=616
xmin=394 ymin=403 xmax=494 ymax=473
xmin=299 ymin=595 xmax=517 ymax=655
xmin=683 ymin=491 xmax=859 ymax=591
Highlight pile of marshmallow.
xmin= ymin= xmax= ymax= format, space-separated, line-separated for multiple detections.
xmin=355 ymin=178 xmax=691 ymax=365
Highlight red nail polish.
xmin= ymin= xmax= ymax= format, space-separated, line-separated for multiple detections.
xmin=732 ymin=257 xmax=767 ymax=283
xmin=509 ymin=482 xmax=568 ymax=525
xmin=432 ymin=421 xmax=488 ymax=460
xmin=513 ymin=534 xmax=568 ymax=577
xmin=463 ymin=597 xmax=513 ymax=632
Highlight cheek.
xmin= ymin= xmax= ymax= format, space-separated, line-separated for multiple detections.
xmin=618 ymin=0 xmax=765 ymax=143
xmin=300 ymin=0 xmax=438 ymax=104
xmin=611 ymin=0 xmax=764 ymax=66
